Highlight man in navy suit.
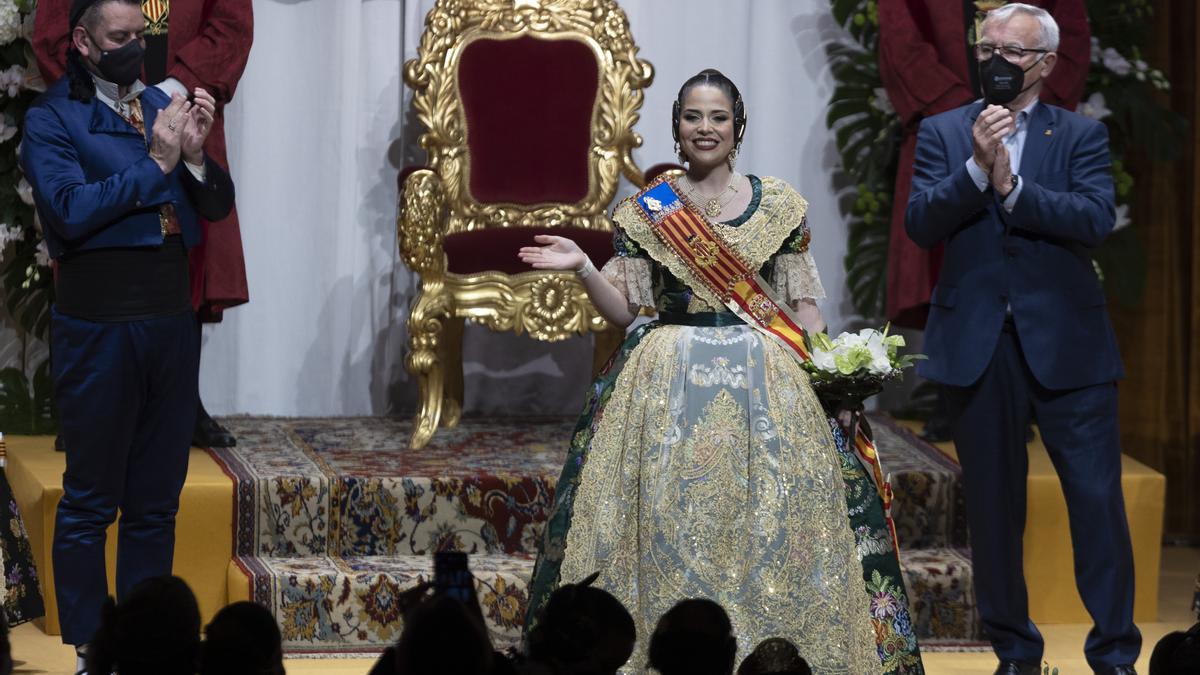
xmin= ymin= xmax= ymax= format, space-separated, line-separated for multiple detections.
xmin=20 ymin=0 xmax=233 ymax=666
xmin=906 ymin=4 xmax=1139 ymax=675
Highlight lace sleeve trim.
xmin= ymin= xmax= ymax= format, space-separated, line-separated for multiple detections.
xmin=601 ymin=256 xmax=655 ymax=309
xmin=772 ymin=251 xmax=826 ymax=302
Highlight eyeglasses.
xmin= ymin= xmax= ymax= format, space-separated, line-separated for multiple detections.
xmin=974 ymin=43 xmax=1049 ymax=61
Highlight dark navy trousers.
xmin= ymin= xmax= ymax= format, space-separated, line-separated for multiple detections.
xmin=50 ymin=307 xmax=198 ymax=646
xmin=944 ymin=322 xmax=1141 ymax=671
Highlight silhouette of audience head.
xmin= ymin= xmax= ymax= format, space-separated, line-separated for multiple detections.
xmin=736 ymin=637 xmax=812 ymax=675
xmin=201 ymin=600 xmax=285 ymax=675
xmin=647 ymin=598 xmax=737 ymax=675
xmin=527 ymin=572 xmax=636 ymax=675
xmin=1150 ymin=621 xmax=1200 ymax=675
xmin=86 ymin=575 xmax=202 ymax=675
xmin=393 ymin=593 xmax=494 ymax=675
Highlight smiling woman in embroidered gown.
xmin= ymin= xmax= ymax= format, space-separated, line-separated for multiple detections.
xmin=518 ymin=69 xmax=925 ymax=674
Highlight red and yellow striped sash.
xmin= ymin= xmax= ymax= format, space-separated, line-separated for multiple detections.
xmin=633 ymin=179 xmax=812 ymax=362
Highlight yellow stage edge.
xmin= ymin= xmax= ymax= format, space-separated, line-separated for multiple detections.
xmin=7 ymin=437 xmax=234 ymax=634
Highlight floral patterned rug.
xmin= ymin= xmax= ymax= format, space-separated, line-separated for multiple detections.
xmin=208 ymin=415 xmax=984 ymax=655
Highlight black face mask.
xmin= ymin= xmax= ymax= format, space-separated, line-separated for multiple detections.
xmin=978 ymin=53 xmax=1043 ymax=105
xmin=86 ymin=31 xmax=144 ymax=86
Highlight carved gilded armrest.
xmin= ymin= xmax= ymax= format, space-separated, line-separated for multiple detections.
xmin=398 ymin=168 xmax=447 ymax=277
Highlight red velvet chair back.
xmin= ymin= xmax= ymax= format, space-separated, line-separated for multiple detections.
xmin=402 ymin=0 xmax=653 ymax=238
xmin=458 ymin=36 xmax=598 ymax=205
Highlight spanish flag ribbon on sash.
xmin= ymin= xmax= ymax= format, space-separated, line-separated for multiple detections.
xmin=630 ymin=177 xmax=899 ymax=554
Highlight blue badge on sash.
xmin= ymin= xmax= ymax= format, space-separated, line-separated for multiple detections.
xmin=635 ymin=181 xmax=683 ymax=223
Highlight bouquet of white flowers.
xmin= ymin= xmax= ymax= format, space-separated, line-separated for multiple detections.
xmin=803 ymin=325 xmax=924 ymax=411
xmin=802 ymin=326 xmax=924 ymax=552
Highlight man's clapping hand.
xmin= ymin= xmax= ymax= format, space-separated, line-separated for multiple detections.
xmin=181 ymin=88 xmax=216 ymax=166
xmin=149 ymin=93 xmax=190 ymax=174
xmin=971 ymin=104 xmax=1014 ymax=173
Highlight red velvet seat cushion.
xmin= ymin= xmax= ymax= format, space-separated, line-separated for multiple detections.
xmin=444 ymin=227 xmax=614 ymax=276
xmin=457 ymin=36 xmax=598 ymax=205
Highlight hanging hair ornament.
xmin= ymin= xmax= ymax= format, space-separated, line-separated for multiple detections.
xmin=675 ymin=141 xmax=686 ymax=164
xmin=727 ymin=146 xmax=738 ymax=170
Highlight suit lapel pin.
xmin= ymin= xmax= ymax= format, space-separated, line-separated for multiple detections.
xmin=1044 ymin=129 xmax=1053 ymax=136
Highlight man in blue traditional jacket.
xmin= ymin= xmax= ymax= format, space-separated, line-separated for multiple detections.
xmin=19 ymin=0 xmax=233 ymax=667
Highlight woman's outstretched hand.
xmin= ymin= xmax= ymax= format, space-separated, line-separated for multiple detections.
xmin=520 ymin=234 xmax=638 ymax=328
xmin=518 ymin=235 xmax=587 ymax=272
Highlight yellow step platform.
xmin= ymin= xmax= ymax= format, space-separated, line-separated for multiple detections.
xmin=897 ymin=420 xmax=1166 ymax=624
xmin=6 ymin=436 xmax=233 ymax=635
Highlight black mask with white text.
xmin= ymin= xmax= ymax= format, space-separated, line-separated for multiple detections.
xmin=87 ymin=32 xmax=145 ymax=87
xmin=978 ymin=53 xmax=1043 ymax=105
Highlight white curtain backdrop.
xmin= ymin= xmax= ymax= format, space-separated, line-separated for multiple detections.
xmin=196 ymin=0 xmax=859 ymax=417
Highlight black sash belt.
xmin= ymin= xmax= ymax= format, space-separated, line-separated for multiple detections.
xmin=657 ymin=311 xmax=745 ymax=327
xmin=56 ymin=235 xmax=191 ymax=322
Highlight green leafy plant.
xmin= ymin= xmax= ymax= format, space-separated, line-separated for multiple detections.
xmin=0 ymin=357 xmax=55 ymax=433
xmin=826 ymin=0 xmax=895 ymax=319
xmin=0 ymin=0 xmax=57 ymax=432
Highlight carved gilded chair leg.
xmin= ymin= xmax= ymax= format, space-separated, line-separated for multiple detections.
xmin=439 ymin=316 xmax=465 ymax=428
xmin=592 ymin=327 xmax=625 ymax=378
xmin=406 ymin=283 xmax=451 ymax=449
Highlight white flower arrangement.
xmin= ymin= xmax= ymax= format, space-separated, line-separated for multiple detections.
xmin=810 ymin=326 xmax=915 ymax=377
xmin=1090 ymin=36 xmax=1170 ymax=91
xmin=0 ymin=0 xmax=20 ymax=46
xmin=1113 ymin=203 xmax=1130 ymax=232
xmin=870 ymin=87 xmax=894 ymax=117
xmin=1101 ymin=46 xmax=1132 ymax=76
xmin=19 ymin=6 xmax=32 ymax=42
xmin=15 ymin=175 xmax=32 ymax=206
xmin=803 ymin=325 xmax=924 ymax=407
xmin=1079 ymin=92 xmax=1112 ymax=121
xmin=33 ymin=239 xmax=49 ymax=268
xmin=0 ymin=221 xmax=23 ymax=262
xmin=0 ymin=64 xmax=23 ymax=97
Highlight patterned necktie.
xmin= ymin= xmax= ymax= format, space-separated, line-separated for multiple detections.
xmin=122 ymin=97 xmax=181 ymax=236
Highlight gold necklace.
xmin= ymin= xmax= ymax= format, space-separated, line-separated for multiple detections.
xmin=683 ymin=174 xmax=739 ymax=218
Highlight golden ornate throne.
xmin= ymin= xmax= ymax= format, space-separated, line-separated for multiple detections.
xmin=397 ymin=0 xmax=656 ymax=448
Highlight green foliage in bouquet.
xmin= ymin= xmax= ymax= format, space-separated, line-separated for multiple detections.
xmin=825 ymin=0 xmax=1185 ymax=320
xmin=808 ymin=326 xmax=921 ymax=377
xmin=803 ymin=325 xmax=925 ymax=407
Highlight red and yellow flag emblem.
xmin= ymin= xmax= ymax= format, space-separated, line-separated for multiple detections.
xmin=143 ymin=0 xmax=170 ymax=35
